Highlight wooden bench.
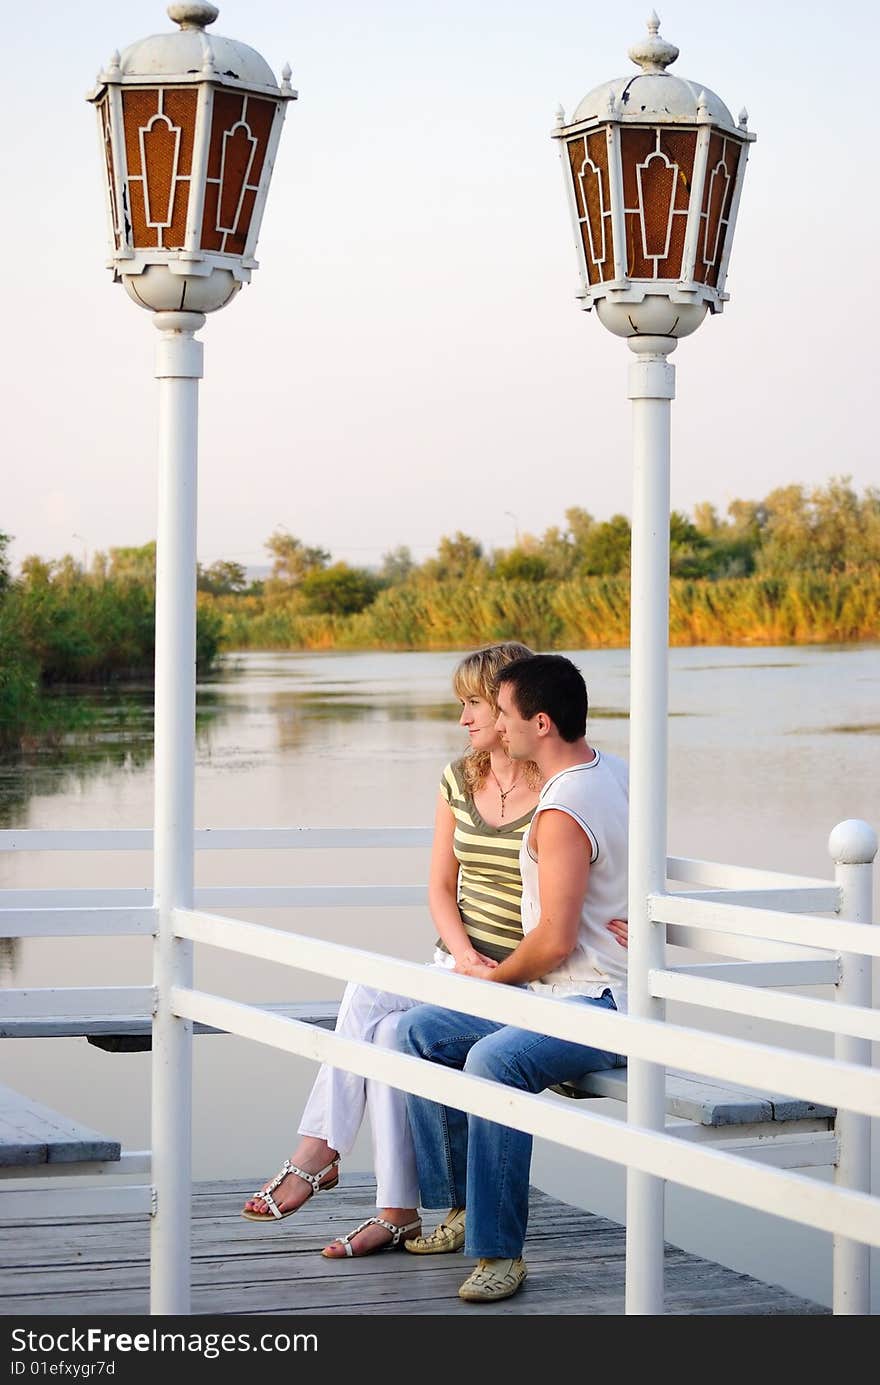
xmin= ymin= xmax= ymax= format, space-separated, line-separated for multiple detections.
xmin=1 ymin=1002 xmax=837 ymax=1171
xmin=552 ymin=1067 xmax=836 ymax=1166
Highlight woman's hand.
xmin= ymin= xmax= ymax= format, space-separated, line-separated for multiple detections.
xmin=454 ymin=947 xmax=498 ymax=971
xmin=454 ymin=956 xmax=498 ymax=981
xmin=606 ymin=918 xmax=628 ymax=950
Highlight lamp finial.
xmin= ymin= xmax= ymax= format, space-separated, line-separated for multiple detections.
xmin=167 ymin=3 xmax=219 ymax=30
xmin=628 ymin=12 xmax=679 ymax=74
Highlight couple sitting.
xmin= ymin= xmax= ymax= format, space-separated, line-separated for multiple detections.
xmin=243 ymin=647 xmax=628 ymax=1305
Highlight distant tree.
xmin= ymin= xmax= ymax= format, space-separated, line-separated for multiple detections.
xmin=692 ymin=502 xmax=722 ymax=537
xmin=107 ymin=542 xmax=157 ymax=586
xmin=493 ymin=548 xmax=549 ymax=582
xmin=669 ymin=511 xmax=713 ymax=578
xmin=19 ymin=555 xmax=54 ymax=586
xmin=578 ymin=514 xmax=631 ymax=576
xmin=421 ymin=532 xmax=485 ymax=582
xmin=265 ymin=529 xmax=330 ymax=587
xmin=197 ymin=559 xmax=248 ymax=595
xmin=300 ymin=562 xmax=381 ymax=615
xmin=0 ymin=532 xmax=12 ymax=594
xmin=379 ymin=545 xmax=415 ymax=585
xmin=565 ymin=507 xmax=595 ymax=548
xmin=535 ymin=524 xmax=577 ymax=580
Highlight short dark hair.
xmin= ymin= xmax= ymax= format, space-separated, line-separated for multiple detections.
xmin=495 ymin=654 xmax=588 ymax=743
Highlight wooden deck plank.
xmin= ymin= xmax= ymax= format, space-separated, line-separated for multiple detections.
xmin=0 ymin=1174 xmax=827 ymax=1316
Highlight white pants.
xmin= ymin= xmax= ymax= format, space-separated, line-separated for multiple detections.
xmin=298 ymin=955 xmax=454 ymax=1209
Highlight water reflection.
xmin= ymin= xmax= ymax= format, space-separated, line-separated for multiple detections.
xmin=0 ymin=687 xmax=227 ymax=828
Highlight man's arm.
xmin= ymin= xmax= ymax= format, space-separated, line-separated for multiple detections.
xmin=455 ymin=809 xmax=590 ymax=985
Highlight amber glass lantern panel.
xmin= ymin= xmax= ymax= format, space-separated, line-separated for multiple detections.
xmin=121 ymin=88 xmax=198 ymax=250
xmin=567 ymin=131 xmax=615 ymax=285
xmin=694 ymin=132 xmax=743 ymax=287
xmin=201 ymin=92 xmax=276 ymax=256
xmin=620 ymin=126 xmax=697 ymax=280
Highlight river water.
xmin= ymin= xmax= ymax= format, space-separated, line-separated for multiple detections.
xmin=2 ymin=645 xmax=878 ymax=1310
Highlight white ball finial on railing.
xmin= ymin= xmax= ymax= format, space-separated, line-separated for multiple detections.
xmin=828 ymin=819 xmax=878 ymax=865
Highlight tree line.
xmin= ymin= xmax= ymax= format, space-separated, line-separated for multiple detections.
xmin=199 ymin=477 xmax=880 ymax=615
xmin=2 ymin=477 xmax=879 ymax=747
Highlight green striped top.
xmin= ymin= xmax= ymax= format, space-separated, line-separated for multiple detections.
xmin=435 ymin=758 xmax=534 ymax=963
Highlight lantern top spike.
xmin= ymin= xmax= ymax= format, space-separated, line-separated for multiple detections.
xmin=628 ymin=12 xmax=680 ymax=74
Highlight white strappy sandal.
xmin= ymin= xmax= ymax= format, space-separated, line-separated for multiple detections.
xmin=321 ymin=1215 xmax=422 ymax=1258
xmin=241 ymin=1156 xmax=340 ymax=1221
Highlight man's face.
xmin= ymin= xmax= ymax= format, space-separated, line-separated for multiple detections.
xmin=494 ymin=682 xmax=536 ymax=761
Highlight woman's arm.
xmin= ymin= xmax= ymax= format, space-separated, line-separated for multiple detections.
xmin=427 ymin=792 xmax=496 ymax=967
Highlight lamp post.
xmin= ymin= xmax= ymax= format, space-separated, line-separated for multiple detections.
xmin=87 ymin=2 xmax=294 ymax=1315
xmin=552 ymin=13 xmax=754 ymax=1315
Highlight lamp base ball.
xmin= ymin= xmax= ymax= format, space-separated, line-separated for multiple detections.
xmin=122 ymin=265 xmax=242 ymax=314
xmin=595 ymin=296 xmax=708 ymax=340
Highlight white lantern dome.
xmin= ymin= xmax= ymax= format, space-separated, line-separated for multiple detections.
xmin=571 ymin=13 xmax=739 ymax=136
xmin=115 ymin=4 xmax=282 ymax=98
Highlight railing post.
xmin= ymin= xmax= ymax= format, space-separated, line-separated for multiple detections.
xmin=624 ymin=335 xmax=675 ymax=1316
xmin=829 ymin=817 xmax=877 ymax=1315
xmin=150 ymin=310 xmax=202 ymax=1315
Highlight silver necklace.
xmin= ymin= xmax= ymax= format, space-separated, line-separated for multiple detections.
xmin=489 ymin=766 xmax=522 ymax=819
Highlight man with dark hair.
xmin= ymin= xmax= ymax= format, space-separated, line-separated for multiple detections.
xmin=398 ymin=654 xmax=628 ymax=1303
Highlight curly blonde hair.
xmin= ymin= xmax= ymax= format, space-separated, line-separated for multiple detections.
xmin=452 ymin=642 xmax=542 ymax=793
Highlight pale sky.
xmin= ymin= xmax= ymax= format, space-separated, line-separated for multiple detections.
xmin=3 ymin=1 xmax=878 ymax=573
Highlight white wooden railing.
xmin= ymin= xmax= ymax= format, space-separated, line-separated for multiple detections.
xmin=0 ymin=822 xmax=876 ymax=1315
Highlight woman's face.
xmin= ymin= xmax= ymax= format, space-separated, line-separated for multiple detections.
xmin=458 ymin=691 xmax=500 ymax=753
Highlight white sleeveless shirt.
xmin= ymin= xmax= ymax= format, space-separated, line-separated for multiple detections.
xmin=519 ymin=751 xmax=629 ymax=1012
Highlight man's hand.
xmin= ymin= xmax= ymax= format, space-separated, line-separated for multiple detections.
xmin=607 ymin=917 xmax=628 ymax=950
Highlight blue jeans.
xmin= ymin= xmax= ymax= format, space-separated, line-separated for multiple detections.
xmin=397 ymin=992 xmax=624 ymax=1259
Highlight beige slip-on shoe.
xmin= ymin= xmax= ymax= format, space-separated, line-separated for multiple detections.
xmin=404 ymin=1206 xmax=466 ymax=1254
xmin=457 ymin=1256 xmax=527 ymax=1302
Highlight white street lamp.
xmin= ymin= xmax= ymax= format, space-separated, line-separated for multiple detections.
xmin=87 ymin=2 xmax=294 ymax=1315
xmin=553 ymin=13 xmax=754 ymax=1316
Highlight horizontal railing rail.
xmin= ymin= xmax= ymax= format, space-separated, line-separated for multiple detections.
xmin=173 ymin=907 xmax=880 ymax=1118
xmin=650 ymin=969 xmax=880 ymax=1042
xmin=173 ymin=984 xmax=880 ymax=1250
xmin=0 ymin=822 xmax=875 ymax=1313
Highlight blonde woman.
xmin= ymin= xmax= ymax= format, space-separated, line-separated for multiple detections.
xmin=242 ymin=642 xmax=626 ymax=1257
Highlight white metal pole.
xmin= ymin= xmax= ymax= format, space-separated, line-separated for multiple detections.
xmin=830 ymin=817 xmax=877 ymax=1315
xmin=149 ymin=309 xmax=204 ymax=1316
xmin=624 ymin=333 xmax=676 ymax=1316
